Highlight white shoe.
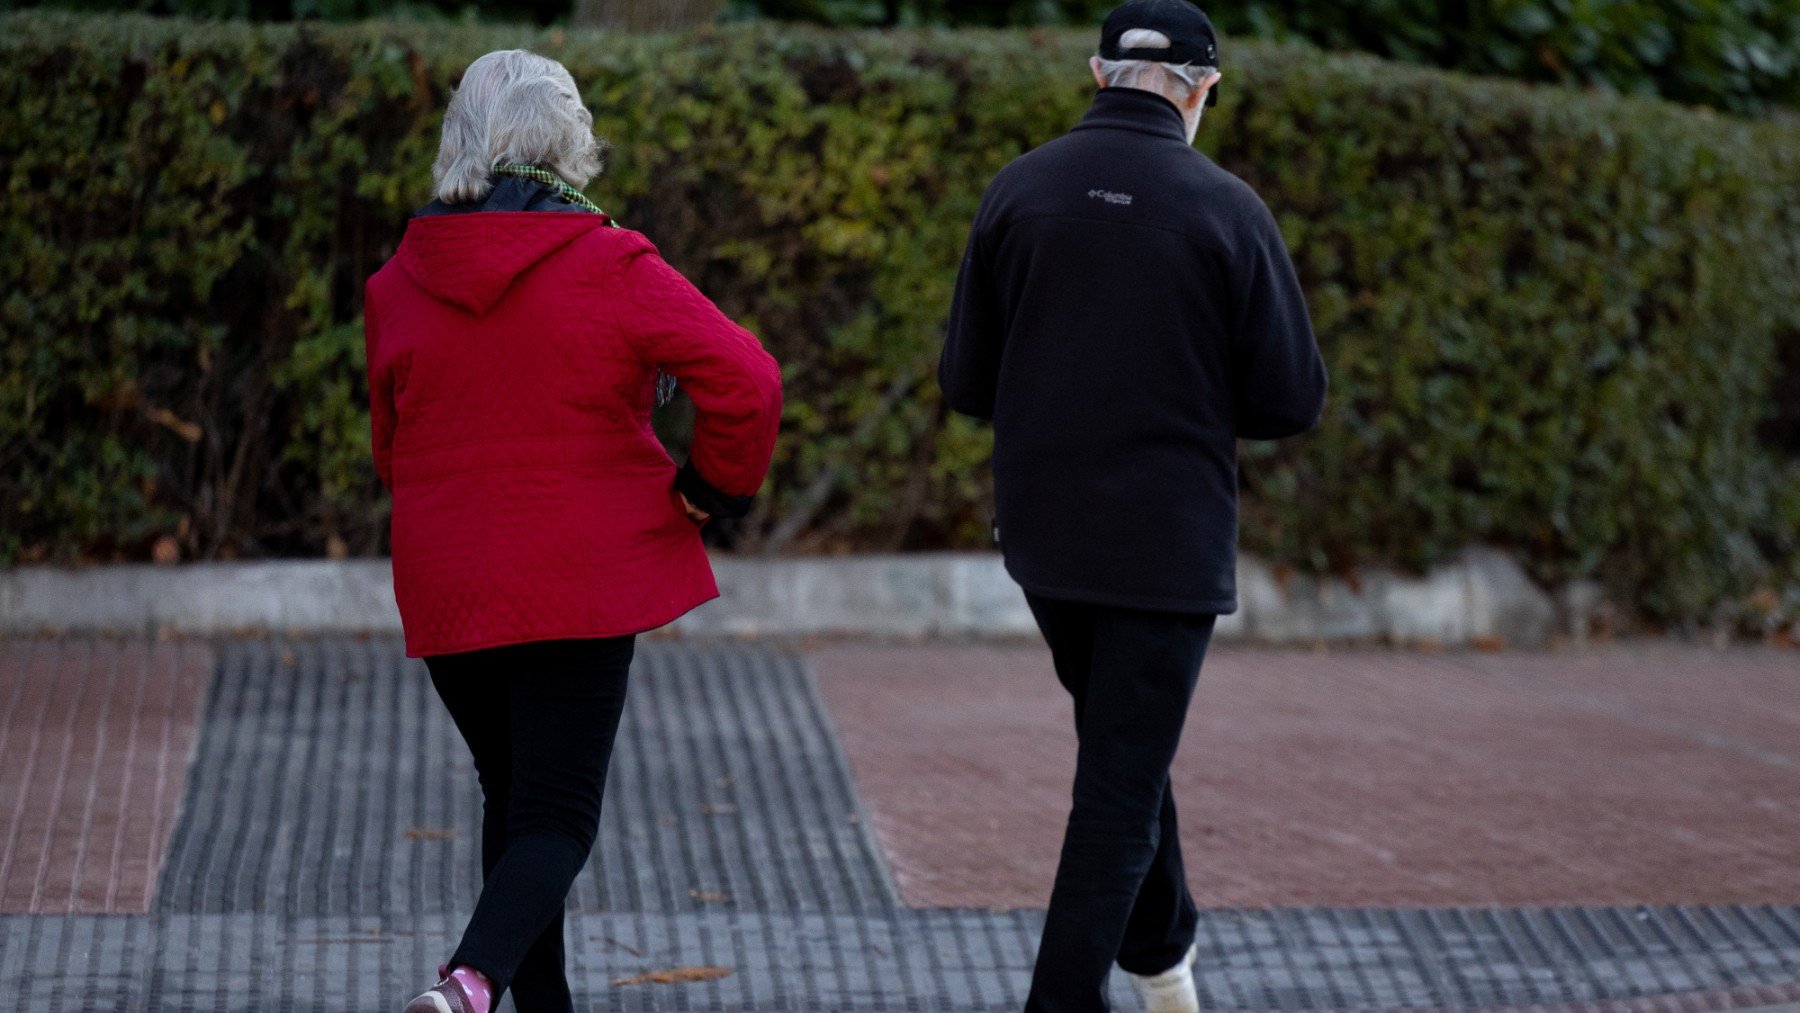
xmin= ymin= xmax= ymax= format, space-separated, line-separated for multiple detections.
xmin=1124 ymin=943 xmax=1199 ymax=1013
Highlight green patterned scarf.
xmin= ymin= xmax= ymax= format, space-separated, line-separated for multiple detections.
xmin=492 ymin=163 xmax=610 ymax=217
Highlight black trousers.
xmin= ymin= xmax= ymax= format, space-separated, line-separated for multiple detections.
xmin=425 ymin=636 xmax=635 ymax=1013
xmin=1022 ymin=592 xmax=1216 ymax=1013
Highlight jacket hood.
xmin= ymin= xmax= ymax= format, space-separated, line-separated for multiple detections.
xmin=396 ymin=212 xmax=607 ymax=315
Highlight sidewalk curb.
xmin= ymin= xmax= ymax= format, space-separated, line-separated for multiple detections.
xmin=0 ymin=548 xmax=1559 ymax=646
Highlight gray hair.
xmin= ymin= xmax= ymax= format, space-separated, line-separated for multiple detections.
xmin=432 ymin=49 xmax=607 ymax=205
xmin=1094 ymin=28 xmax=1215 ymax=101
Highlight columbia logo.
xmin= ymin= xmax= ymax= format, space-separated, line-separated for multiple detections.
xmin=1087 ymin=189 xmax=1133 ymax=205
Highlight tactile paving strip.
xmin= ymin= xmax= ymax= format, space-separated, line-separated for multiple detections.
xmin=4 ymin=906 xmax=1800 ymax=1010
xmin=152 ymin=638 xmax=899 ymax=918
xmin=5 ymin=639 xmax=1799 ymax=1010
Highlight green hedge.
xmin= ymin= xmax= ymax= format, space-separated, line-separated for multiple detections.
xmin=2 ymin=12 xmax=1797 ymax=622
xmin=14 ymin=0 xmax=1800 ymax=115
xmin=1229 ymin=0 xmax=1800 ymax=117
xmin=816 ymin=0 xmax=1800 ymax=116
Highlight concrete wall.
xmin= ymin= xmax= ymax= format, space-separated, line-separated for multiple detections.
xmin=0 ymin=548 xmax=1560 ymax=646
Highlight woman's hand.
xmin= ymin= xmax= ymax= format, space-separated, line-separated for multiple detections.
xmin=679 ymin=493 xmax=711 ymax=526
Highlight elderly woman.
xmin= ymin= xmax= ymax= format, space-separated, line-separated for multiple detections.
xmin=364 ymin=49 xmax=782 ymax=1013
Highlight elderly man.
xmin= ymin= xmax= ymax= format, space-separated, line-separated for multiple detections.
xmin=937 ymin=2 xmax=1328 ymax=1010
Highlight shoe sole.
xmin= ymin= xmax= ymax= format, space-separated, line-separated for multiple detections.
xmin=403 ymin=994 xmax=455 ymax=1013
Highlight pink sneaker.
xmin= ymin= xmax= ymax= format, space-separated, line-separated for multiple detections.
xmin=401 ymin=977 xmax=475 ymax=1013
xmin=403 ymin=966 xmax=490 ymax=1013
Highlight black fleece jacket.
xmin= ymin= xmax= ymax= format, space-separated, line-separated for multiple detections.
xmin=939 ymin=87 xmax=1327 ymax=614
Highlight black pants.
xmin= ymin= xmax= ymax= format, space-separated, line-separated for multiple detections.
xmin=1022 ymin=592 xmax=1216 ymax=1013
xmin=426 ymin=636 xmax=635 ymax=1013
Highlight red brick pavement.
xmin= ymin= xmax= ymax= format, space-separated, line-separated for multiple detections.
xmin=0 ymin=639 xmax=213 ymax=914
xmin=809 ymin=643 xmax=1800 ymax=910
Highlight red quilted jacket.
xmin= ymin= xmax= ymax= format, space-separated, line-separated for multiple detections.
xmin=364 ymin=211 xmax=782 ymax=657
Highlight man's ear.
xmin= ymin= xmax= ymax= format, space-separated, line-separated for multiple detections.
xmin=1090 ymin=55 xmax=1108 ymax=90
xmin=1188 ymin=70 xmax=1222 ymax=109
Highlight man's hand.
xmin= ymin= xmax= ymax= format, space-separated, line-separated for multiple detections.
xmin=679 ymin=493 xmax=711 ymax=525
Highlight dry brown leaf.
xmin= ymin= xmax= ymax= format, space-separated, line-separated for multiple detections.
xmin=612 ymin=965 xmax=733 ymax=987
xmin=145 ymin=406 xmax=203 ymax=443
xmin=689 ymin=889 xmax=730 ymax=903
xmin=402 ymin=827 xmax=458 ymax=841
xmin=1748 ymin=587 xmax=1782 ymax=615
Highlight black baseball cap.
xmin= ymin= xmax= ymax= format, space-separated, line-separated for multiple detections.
xmin=1098 ymin=0 xmax=1220 ymax=106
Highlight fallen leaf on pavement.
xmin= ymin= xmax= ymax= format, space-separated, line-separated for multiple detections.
xmin=612 ymin=966 xmax=733 ymax=986
xmin=403 ymin=827 xmax=458 ymax=840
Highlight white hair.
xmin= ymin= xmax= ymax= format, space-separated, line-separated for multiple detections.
xmin=1094 ymin=28 xmax=1215 ymax=101
xmin=432 ymin=49 xmax=607 ymax=205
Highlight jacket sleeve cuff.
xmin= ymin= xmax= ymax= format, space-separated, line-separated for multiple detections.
xmin=675 ymin=458 xmax=756 ymax=519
